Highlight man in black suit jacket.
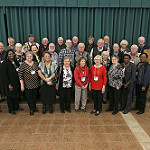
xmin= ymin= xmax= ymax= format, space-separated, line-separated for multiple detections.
xmin=138 ymin=36 xmax=149 ymax=53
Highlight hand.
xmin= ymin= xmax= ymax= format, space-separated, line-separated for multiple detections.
xmin=82 ymin=86 xmax=85 ymax=89
xmin=142 ymin=86 xmax=146 ymax=91
xmin=84 ymin=84 xmax=88 ymax=89
xmin=47 ymin=81 xmax=52 ymax=85
xmin=116 ymin=86 xmax=120 ymax=90
xmin=45 ymin=78 xmax=50 ymax=83
xmin=102 ymin=88 xmax=105 ymax=94
xmin=89 ymin=84 xmax=91 ymax=91
xmin=56 ymin=83 xmax=58 ymax=90
xmin=9 ymin=84 xmax=13 ymax=91
xmin=21 ymin=84 xmax=24 ymax=92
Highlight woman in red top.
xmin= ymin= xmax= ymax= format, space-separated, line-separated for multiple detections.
xmin=74 ymin=57 xmax=89 ymax=113
xmin=89 ymin=55 xmax=107 ymax=116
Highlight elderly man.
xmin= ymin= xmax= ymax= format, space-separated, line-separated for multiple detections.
xmin=71 ymin=36 xmax=79 ymax=52
xmin=48 ymin=43 xmax=58 ymax=66
xmin=110 ymin=43 xmax=124 ymax=63
xmin=59 ymin=39 xmax=76 ymax=66
xmin=126 ymin=45 xmax=140 ymax=65
xmin=5 ymin=37 xmax=15 ymax=52
xmin=38 ymin=38 xmax=49 ymax=59
xmin=0 ymin=42 xmax=6 ymax=108
xmin=55 ymin=37 xmax=66 ymax=55
xmin=90 ymin=38 xmax=107 ymax=64
xmin=138 ymin=36 xmax=149 ymax=53
xmin=71 ymin=43 xmax=91 ymax=68
xmin=23 ymin=34 xmax=40 ymax=52
xmin=103 ymin=35 xmax=113 ymax=53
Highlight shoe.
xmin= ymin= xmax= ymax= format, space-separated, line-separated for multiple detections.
xmin=123 ymin=111 xmax=128 ymax=114
xmin=30 ymin=110 xmax=34 ymax=116
xmin=105 ymin=108 xmax=113 ymax=112
xmin=65 ymin=109 xmax=71 ymax=113
xmin=34 ymin=109 xmax=39 ymax=112
xmin=81 ymin=108 xmax=87 ymax=113
xmin=75 ymin=109 xmax=80 ymax=114
xmin=136 ymin=111 xmax=144 ymax=115
xmin=61 ymin=110 xmax=65 ymax=113
xmin=42 ymin=107 xmax=46 ymax=114
xmin=9 ymin=111 xmax=16 ymax=115
xmin=90 ymin=110 xmax=96 ymax=114
xmin=112 ymin=111 xmax=118 ymax=115
xmin=119 ymin=108 xmax=124 ymax=111
xmin=95 ymin=111 xmax=100 ymax=116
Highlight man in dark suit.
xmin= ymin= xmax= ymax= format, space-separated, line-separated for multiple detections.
xmin=138 ymin=36 xmax=149 ymax=53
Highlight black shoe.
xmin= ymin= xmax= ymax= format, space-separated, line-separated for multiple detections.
xmin=90 ymin=110 xmax=96 ymax=114
xmin=42 ymin=107 xmax=46 ymax=114
xmin=112 ymin=111 xmax=118 ymax=115
xmin=136 ymin=111 xmax=144 ymax=115
xmin=49 ymin=106 xmax=54 ymax=114
xmin=30 ymin=110 xmax=34 ymax=116
xmin=34 ymin=109 xmax=39 ymax=112
xmin=9 ymin=111 xmax=16 ymax=115
xmin=95 ymin=111 xmax=100 ymax=116
xmin=123 ymin=111 xmax=129 ymax=114
xmin=105 ymin=108 xmax=113 ymax=112
xmin=61 ymin=110 xmax=65 ymax=113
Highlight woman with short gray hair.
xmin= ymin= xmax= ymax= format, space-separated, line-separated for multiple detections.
xmin=120 ymin=39 xmax=130 ymax=53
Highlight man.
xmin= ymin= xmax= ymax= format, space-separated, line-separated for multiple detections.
xmin=126 ymin=45 xmax=140 ymax=66
xmin=85 ymin=36 xmax=97 ymax=53
xmin=110 ymin=43 xmax=124 ymax=63
xmin=5 ymin=37 xmax=15 ymax=52
xmin=71 ymin=36 xmax=79 ymax=52
xmin=71 ymin=43 xmax=91 ymax=68
xmin=90 ymin=39 xmax=107 ymax=64
xmin=0 ymin=42 xmax=6 ymax=110
xmin=48 ymin=43 xmax=58 ymax=66
xmin=59 ymin=39 xmax=76 ymax=66
xmin=23 ymin=34 xmax=40 ymax=52
xmin=38 ymin=38 xmax=49 ymax=59
xmin=138 ymin=36 xmax=149 ymax=53
xmin=55 ymin=37 xmax=66 ymax=55
xmin=103 ymin=35 xmax=113 ymax=53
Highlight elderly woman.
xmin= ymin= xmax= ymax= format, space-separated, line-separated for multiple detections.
xmin=120 ymin=40 xmax=130 ymax=53
xmin=135 ymin=53 xmax=150 ymax=114
xmin=85 ymin=36 xmax=97 ymax=53
xmin=18 ymin=51 xmax=40 ymax=116
xmin=101 ymin=51 xmax=111 ymax=103
xmin=89 ymin=55 xmax=107 ymax=116
xmin=2 ymin=49 xmax=23 ymax=115
xmin=56 ymin=56 xmax=74 ymax=113
xmin=30 ymin=44 xmax=40 ymax=63
xmin=74 ymin=57 xmax=89 ymax=113
xmin=106 ymin=55 xmax=124 ymax=115
xmin=38 ymin=51 xmax=57 ymax=114
xmin=15 ymin=43 xmax=26 ymax=66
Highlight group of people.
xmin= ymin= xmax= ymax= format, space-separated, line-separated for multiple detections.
xmin=0 ymin=34 xmax=150 ymax=116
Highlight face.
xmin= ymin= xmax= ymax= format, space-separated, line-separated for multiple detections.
xmin=102 ymin=54 xmax=108 ymax=61
xmin=44 ymin=53 xmax=51 ymax=62
xmin=15 ymin=47 xmax=22 ymax=53
xmin=72 ymin=37 xmax=78 ymax=45
xmin=8 ymin=39 xmax=14 ymax=46
xmin=31 ymin=46 xmax=38 ymax=54
xmin=26 ymin=54 xmax=33 ymax=62
xmin=42 ymin=39 xmax=48 ymax=46
xmin=49 ymin=44 xmax=55 ymax=52
xmin=0 ymin=43 xmax=4 ymax=53
xmin=140 ymin=54 xmax=147 ymax=62
xmin=121 ymin=43 xmax=127 ymax=49
xmin=88 ymin=39 xmax=93 ymax=45
xmin=112 ymin=57 xmax=118 ymax=64
xmin=78 ymin=44 xmax=85 ymax=53
xmin=29 ymin=36 xmax=34 ymax=43
xmin=64 ymin=59 xmax=70 ymax=66
xmin=58 ymin=39 xmax=63 ymax=46
xmin=138 ymin=38 xmax=145 ymax=45
xmin=8 ymin=51 xmax=14 ymax=60
xmin=124 ymin=56 xmax=130 ymax=64
xmin=65 ymin=40 xmax=72 ymax=48
xmin=94 ymin=58 xmax=101 ymax=65
xmin=80 ymin=59 xmax=86 ymax=67
xmin=113 ymin=44 xmax=119 ymax=52
xmin=131 ymin=46 xmax=137 ymax=54
xmin=97 ymin=40 xmax=104 ymax=48
xmin=104 ymin=36 xmax=109 ymax=45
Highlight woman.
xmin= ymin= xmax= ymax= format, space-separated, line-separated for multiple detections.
xmin=74 ymin=57 xmax=89 ymax=113
xmin=101 ymin=51 xmax=111 ymax=104
xmin=56 ymin=56 xmax=74 ymax=113
xmin=121 ymin=54 xmax=136 ymax=114
xmin=38 ymin=51 xmax=57 ymax=114
xmin=89 ymin=55 xmax=107 ymax=116
xmin=15 ymin=43 xmax=26 ymax=66
xmin=2 ymin=49 xmax=23 ymax=115
xmin=30 ymin=44 xmax=40 ymax=63
xmin=135 ymin=53 xmax=150 ymax=114
xmin=18 ymin=51 xmax=40 ymax=116
xmin=120 ymin=40 xmax=130 ymax=53
xmin=107 ymin=55 xmax=124 ymax=115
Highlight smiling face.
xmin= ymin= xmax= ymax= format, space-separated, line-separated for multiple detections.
xmin=31 ymin=45 xmax=38 ymax=54
xmin=8 ymin=51 xmax=14 ymax=60
xmin=44 ymin=53 xmax=51 ymax=62
xmin=15 ymin=46 xmax=22 ymax=53
xmin=29 ymin=36 xmax=34 ymax=43
xmin=138 ymin=37 xmax=145 ymax=45
xmin=72 ymin=37 xmax=78 ymax=45
xmin=8 ymin=38 xmax=14 ymax=46
xmin=65 ymin=40 xmax=72 ymax=49
xmin=0 ymin=43 xmax=4 ymax=53
xmin=124 ymin=55 xmax=130 ymax=64
xmin=131 ymin=45 xmax=138 ymax=54
xmin=58 ymin=38 xmax=63 ymax=46
xmin=102 ymin=54 xmax=109 ymax=61
xmin=78 ymin=43 xmax=85 ymax=54
xmin=80 ymin=59 xmax=86 ymax=67
xmin=112 ymin=56 xmax=118 ymax=64
xmin=113 ymin=44 xmax=119 ymax=53
xmin=97 ymin=40 xmax=104 ymax=49
xmin=49 ymin=43 xmax=55 ymax=52
xmin=104 ymin=36 xmax=109 ymax=45
xmin=26 ymin=53 xmax=33 ymax=62
xmin=64 ymin=58 xmax=70 ymax=67
xmin=140 ymin=54 xmax=147 ymax=63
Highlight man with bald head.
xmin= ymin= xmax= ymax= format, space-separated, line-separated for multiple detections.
xmin=48 ymin=43 xmax=58 ymax=66
xmin=103 ymin=35 xmax=113 ymax=53
xmin=71 ymin=43 xmax=91 ymax=68
xmin=55 ymin=37 xmax=66 ymax=55
xmin=39 ymin=38 xmax=49 ymax=59
xmin=71 ymin=36 xmax=79 ymax=52
xmin=138 ymin=36 xmax=149 ymax=53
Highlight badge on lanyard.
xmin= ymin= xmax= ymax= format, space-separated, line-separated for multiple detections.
xmin=31 ymin=70 xmax=35 ymax=75
xmin=94 ymin=76 xmax=98 ymax=81
xmin=0 ymin=60 xmax=4 ymax=63
xmin=81 ymin=77 xmax=85 ymax=82
xmin=47 ymin=68 xmax=50 ymax=74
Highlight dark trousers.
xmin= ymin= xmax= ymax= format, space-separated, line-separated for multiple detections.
xmin=60 ymin=87 xmax=72 ymax=111
xmin=7 ymin=97 xmax=20 ymax=113
xmin=92 ymin=90 xmax=103 ymax=111
xmin=135 ymin=84 xmax=148 ymax=112
xmin=121 ymin=83 xmax=134 ymax=112
xmin=25 ymin=88 xmax=38 ymax=111
xmin=108 ymin=86 xmax=121 ymax=112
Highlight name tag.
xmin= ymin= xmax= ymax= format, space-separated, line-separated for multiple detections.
xmin=0 ymin=60 xmax=4 ymax=63
xmin=16 ymin=68 xmax=19 ymax=72
xmin=31 ymin=70 xmax=35 ymax=75
xmin=94 ymin=76 xmax=98 ymax=81
xmin=130 ymin=60 xmax=134 ymax=63
xmin=81 ymin=77 xmax=85 ymax=82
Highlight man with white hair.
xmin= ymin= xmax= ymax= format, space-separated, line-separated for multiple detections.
xmin=5 ymin=37 xmax=15 ymax=52
xmin=71 ymin=36 xmax=79 ymax=52
xmin=55 ymin=37 xmax=66 ymax=55
xmin=138 ymin=36 xmax=149 ymax=53
xmin=38 ymin=38 xmax=49 ymax=59
xmin=103 ymin=35 xmax=113 ymax=53
xmin=71 ymin=43 xmax=91 ymax=68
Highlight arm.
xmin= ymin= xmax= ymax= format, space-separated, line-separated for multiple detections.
xmin=142 ymin=65 xmax=150 ymax=89
xmin=18 ymin=63 xmax=25 ymax=91
xmin=58 ymin=50 xmax=63 ymax=67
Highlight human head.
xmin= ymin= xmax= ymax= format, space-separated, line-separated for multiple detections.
xmin=78 ymin=56 xmax=86 ymax=67
xmin=0 ymin=42 xmax=5 ymax=53
xmin=123 ymin=54 xmax=131 ymax=64
xmin=131 ymin=44 xmax=138 ymax=54
xmin=65 ymin=39 xmax=72 ymax=49
xmin=72 ymin=36 xmax=78 ymax=46
xmin=94 ymin=55 xmax=102 ymax=65
xmin=88 ymin=36 xmax=94 ymax=45
xmin=104 ymin=35 xmax=110 ymax=45
xmin=138 ymin=36 xmax=145 ymax=46
xmin=78 ymin=43 xmax=85 ymax=54
xmin=25 ymin=51 xmax=34 ymax=62
xmin=15 ymin=43 xmax=22 ymax=53
xmin=139 ymin=53 xmax=148 ymax=63
xmin=43 ymin=51 xmax=51 ymax=62
xmin=102 ymin=51 xmax=109 ymax=61
xmin=120 ymin=40 xmax=128 ymax=49
xmin=42 ymin=38 xmax=49 ymax=46
xmin=7 ymin=49 xmax=15 ymax=61
xmin=28 ymin=34 xmax=35 ymax=43
xmin=49 ymin=43 xmax=55 ymax=52
xmin=63 ymin=56 xmax=70 ymax=67
xmin=111 ymin=55 xmax=119 ymax=64
xmin=8 ymin=37 xmax=15 ymax=46
xmin=30 ymin=44 xmax=38 ymax=54
xmin=113 ymin=43 xmax=119 ymax=53
xmin=58 ymin=37 xmax=63 ymax=46
xmin=97 ymin=39 xmax=104 ymax=49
